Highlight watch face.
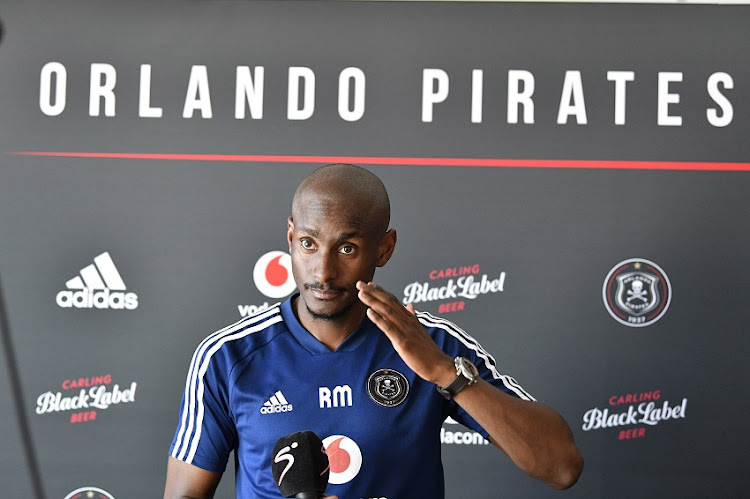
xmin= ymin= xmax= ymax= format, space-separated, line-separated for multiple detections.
xmin=456 ymin=358 xmax=479 ymax=381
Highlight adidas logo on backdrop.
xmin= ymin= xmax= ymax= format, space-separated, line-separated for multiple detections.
xmin=55 ymin=252 xmax=138 ymax=310
xmin=260 ymin=390 xmax=293 ymax=414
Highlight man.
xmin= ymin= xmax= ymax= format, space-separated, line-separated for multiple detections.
xmin=164 ymin=164 xmax=583 ymax=498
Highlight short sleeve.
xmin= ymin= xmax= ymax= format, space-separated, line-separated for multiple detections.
xmin=168 ymin=340 xmax=238 ymax=472
xmin=417 ymin=311 xmax=535 ymax=439
xmin=451 ymin=343 xmax=536 ymax=439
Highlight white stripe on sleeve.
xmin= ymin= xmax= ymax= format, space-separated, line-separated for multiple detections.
xmin=172 ymin=306 xmax=282 ymax=461
xmin=416 ymin=311 xmax=535 ymax=402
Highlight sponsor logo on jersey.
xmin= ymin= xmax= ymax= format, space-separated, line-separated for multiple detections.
xmin=366 ymin=369 xmax=408 ymax=407
xmin=440 ymin=416 xmax=490 ymax=446
xmin=55 ymin=252 xmax=138 ymax=310
xmin=603 ymin=258 xmax=672 ymax=327
xmin=238 ymin=250 xmax=296 ymax=317
xmin=582 ymin=388 xmax=688 ymax=441
xmin=63 ymin=486 xmax=116 ymax=499
xmin=319 ymin=385 xmax=353 ymax=408
xmin=401 ymin=263 xmax=506 ymax=314
xmin=322 ymin=435 xmax=362 ymax=485
xmin=35 ymin=374 xmax=137 ymax=424
xmin=260 ymin=390 xmax=294 ymax=414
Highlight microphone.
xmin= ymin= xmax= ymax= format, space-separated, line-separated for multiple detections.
xmin=271 ymin=430 xmax=330 ymax=499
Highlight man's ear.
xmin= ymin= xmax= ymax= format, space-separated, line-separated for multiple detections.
xmin=287 ymin=217 xmax=294 ymax=252
xmin=376 ymin=229 xmax=397 ymax=267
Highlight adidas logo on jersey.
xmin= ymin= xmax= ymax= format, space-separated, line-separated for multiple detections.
xmin=55 ymin=252 xmax=138 ymax=310
xmin=260 ymin=390 xmax=293 ymax=414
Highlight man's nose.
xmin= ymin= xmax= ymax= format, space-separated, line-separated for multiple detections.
xmin=313 ymin=251 xmax=338 ymax=283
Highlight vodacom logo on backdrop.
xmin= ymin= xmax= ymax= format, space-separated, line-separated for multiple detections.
xmin=238 ymin=251 xmax=297 ymax=317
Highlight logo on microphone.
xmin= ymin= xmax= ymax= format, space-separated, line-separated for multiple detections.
xmin=274 ymin=440 xmax=298 ymax=486
xmin=603 ymin=258 xmax=672 ymax=327
xmin=254 ymin=251 xmax=296 ymax=298
xmin=322 ymin=435 xmax=362 ymax=485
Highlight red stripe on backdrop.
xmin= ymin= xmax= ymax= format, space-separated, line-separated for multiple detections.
xmin=8 ymin=151 xmax=750 ymax=171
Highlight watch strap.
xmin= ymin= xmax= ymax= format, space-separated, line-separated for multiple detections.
xmin=436 ymin=357 xmax=478 ymax=400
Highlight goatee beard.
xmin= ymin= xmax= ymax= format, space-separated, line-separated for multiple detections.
xmin=305 ymin=299 xmax=356 ymax=322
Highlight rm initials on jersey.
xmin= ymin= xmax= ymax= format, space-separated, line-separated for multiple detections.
xmin=319 ymin=385 xmax=352 ymax=408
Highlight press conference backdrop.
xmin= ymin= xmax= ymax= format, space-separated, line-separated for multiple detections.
xmin=1 ymin=1 xmax=748 ymax=497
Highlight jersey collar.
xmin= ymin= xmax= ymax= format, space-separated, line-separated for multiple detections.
xmin=280 ymin=294 xmax=374 ymax=354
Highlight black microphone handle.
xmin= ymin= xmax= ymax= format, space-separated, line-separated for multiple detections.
xmin=294 ymin=492 xmax=322 ymax=499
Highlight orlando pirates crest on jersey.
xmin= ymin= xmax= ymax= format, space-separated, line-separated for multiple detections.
xmin=169 ymin=295 xmax=533 ymax=498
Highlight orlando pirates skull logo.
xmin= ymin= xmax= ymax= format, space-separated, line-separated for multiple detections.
xmin=367 ymin=369 xmax=409 ymax=407
xmin=615 ymin=272 xmax=659 ymax=317
xmin=603 ymin=258 xmax=672 ymax=327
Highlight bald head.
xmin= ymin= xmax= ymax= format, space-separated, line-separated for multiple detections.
xmin=292 ymin=164 xmax=391 ymax=235
xmin=287 ymin=164 xmax=397 ymax=324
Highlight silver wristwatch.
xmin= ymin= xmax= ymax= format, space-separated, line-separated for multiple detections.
xmin=436 ymin=357 xmax=479 ymax=400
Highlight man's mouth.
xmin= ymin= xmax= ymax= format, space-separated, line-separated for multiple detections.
xmin=305 ymin=284 xmax=346 ymax=300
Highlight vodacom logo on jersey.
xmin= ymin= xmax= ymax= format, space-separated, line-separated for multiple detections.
xmin=322 ymin=435 xmax=363 ymax=485
xmin=238 ymin=251 xmax=297 ymax=317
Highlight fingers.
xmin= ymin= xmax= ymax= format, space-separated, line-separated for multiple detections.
xmin=357 ymin=281 xmax=453 ymax=383
xmin=405 ymin=302 xmax=416 ymax=315
xmin=357 ymin=281 xmax=413 ymax=335
xmin=357 ymin=281 xmax=405 ymax=319
xmin=356 ymin=280 xmax=399 ymax=305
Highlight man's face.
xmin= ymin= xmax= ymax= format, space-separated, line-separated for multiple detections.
xmin=287 ymin=190 xmax=392 ymax=322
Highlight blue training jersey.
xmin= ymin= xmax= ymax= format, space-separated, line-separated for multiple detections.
xmin=169 ymin=295 xmax=534 ymax=498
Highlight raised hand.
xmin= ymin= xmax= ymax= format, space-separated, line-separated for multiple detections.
xmin=356 ymin=280 xmax=455 ymax=387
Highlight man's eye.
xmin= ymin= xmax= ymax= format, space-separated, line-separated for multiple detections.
xmin=301 ymin=239 xmax=315 ymax=250
xmin=340 ymin=245 xmax=355 ymax=255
